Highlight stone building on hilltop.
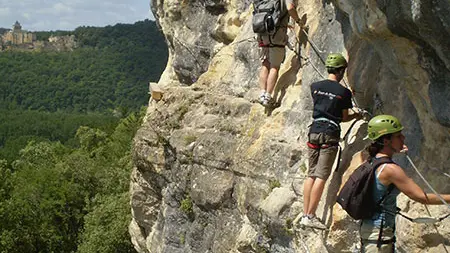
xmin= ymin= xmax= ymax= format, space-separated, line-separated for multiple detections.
xmin=1 ymin=21 xmax=36 ymax=45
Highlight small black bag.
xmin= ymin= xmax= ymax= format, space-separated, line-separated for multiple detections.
xmin=337 ymin=157 xmax=394 ymax=220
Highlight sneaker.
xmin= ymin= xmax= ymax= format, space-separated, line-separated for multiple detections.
xmin=300 ymin=216 xmax=327 ymax=230
xmin=299 ymin=215 xmax=308 ymax=226
xmin=262 ymin=93 xmax=272 ymax=107
xmin=299 ymin=215 xmax=308 ymax=227
xmin=259 ymin=92 xmax=266 ymax=105
xmin=292 ymin=214 xmax=306 ymax=229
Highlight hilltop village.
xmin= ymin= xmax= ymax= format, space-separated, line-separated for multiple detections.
xmin=0 ymin=21 xmax=76 ymax=51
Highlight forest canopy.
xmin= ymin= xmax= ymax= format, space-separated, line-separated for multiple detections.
xmin=0 ymin=19 xmax=168 ymax=113
xmin=0 ymin=19 xmax=167 ymax=252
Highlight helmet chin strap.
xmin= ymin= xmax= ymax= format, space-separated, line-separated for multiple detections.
xmin=387 ymin=143 xmax=398 ymax=153
xmin=377 ymin=139 xmax=397 ymax=155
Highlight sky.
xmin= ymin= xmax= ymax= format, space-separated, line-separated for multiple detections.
xmin=0 ymin=0 xmax=155 ymax=31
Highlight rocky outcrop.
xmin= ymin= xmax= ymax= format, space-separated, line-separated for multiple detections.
xmin=46 ymin=35 xmax=77 ymax=51
xmin=130 ymin=0 xmax=450 ymax=252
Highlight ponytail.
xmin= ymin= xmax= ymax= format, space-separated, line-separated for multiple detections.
xmin=365 ymin=133 xmax=393 ymax=159
xmin=366 ymin=142 xmax=384 ymax=158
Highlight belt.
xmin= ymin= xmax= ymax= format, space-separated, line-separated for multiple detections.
xmin=258 ymin=41 xmax=285 ymax=48
xmin=313 ymin=117 xmax=340 ymax=128
xmin=307 ymin=142 xmax=337 ymax=149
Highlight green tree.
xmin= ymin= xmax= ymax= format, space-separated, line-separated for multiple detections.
xmin=76 ymin=126 xmax=108 ymax=153
xmin=0 ymin=111 xmax=143 ymax=252
xmin=77 ymin=193 xmax=135 ymax=253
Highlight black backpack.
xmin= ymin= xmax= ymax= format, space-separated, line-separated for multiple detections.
xmin=252 ymin=0 xmax=287 ymax=35
xmin=336 ymin=157 xmax=394 ymax=220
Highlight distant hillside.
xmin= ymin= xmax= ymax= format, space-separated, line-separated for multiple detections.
xmin=0 ymin=28 xmax=7 ymax=34
xmin=0 ymin=19 xmax=168 ymax=113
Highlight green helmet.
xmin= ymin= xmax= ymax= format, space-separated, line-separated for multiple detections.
xmin=325 ymin=53 xmax=348 ymax=68
xmin=367 ymin=115 xmax=404 ymax=141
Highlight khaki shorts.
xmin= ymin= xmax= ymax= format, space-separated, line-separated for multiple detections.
xmin=360 ymin=222 xmax=395 ymax=253
xmin=259 ymin=46 xmax=285 ymax=68
xmin=307 ymin=132 xmax=339 ymax=180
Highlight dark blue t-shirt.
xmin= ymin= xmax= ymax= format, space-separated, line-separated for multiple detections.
xmin=311 ymin=79 xmax=353 ymax=123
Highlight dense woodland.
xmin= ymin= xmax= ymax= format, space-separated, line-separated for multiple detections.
xmin=0 ymin=19 xmax=167 ymax=252
xmin=1 ymin=19 xmax=167 ymax=112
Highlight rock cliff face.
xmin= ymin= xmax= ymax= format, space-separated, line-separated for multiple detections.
xmin=130 ymin=0 xmax=450 ymax=252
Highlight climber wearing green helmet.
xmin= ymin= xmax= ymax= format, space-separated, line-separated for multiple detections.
xmin=325 ymin=53 xmax=348 ymax=69
xmin=300 ymin=53 xmax=363 ymax=229
xmin=361 ymin=115 xmax=450 ymax=252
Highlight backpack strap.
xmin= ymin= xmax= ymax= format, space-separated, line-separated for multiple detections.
xmin=376 ymin=183 xmax=396 ymax=249
xmin=377 ymin=184 xmax=395 ymax=206
xmin=370 ymin=157 xmax=395 ymax=249
xmin=269 ymin=0 xmax=289 ymax=46
xmin=371 ymin=157 xmax=395 ymax=207
xmin=370 ymin=156 xmax=393 ymax=169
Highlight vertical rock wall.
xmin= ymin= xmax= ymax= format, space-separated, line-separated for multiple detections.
xmin=130 ymin=0 xmax=450 ymax=252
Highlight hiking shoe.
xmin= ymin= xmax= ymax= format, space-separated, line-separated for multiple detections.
xmin=300 ymin=216 xmax=327 ymax=230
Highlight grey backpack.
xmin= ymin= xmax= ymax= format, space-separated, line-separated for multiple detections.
xmin=252 ymin=0 xmax=287 ymax=35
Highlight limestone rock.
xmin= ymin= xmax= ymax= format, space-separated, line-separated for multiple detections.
xmin=130 ymin=0 xmax=450 ymax=252
xmin=260 ymin=187 xmax=296 ymax=218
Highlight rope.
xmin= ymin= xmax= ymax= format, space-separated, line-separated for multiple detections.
xmin=426 ymin=166 xmax=450 ymax=178
xmin=383 ymin=208 xmax=447 ymax=224
xmin=373 ymin=93 xmax=385 ymax=114
xmin=414 ymin=156 xmax=450 ymax=178
xmin=405 ymin=155 xmax=450 ymax=209
xmin=286 ymin=26 xmax=326 ymax=80
xmin=304 ymin=57 xmax=327 ymax=79
xmin=301 ymin=29 xmax=325 ymax=64
xmin=173 ymin=36 xmax=204 ymax=70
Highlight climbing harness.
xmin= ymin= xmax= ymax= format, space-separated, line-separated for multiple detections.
xmin=308 ymin=117 xmax=344 ymax=173
xmin=313 ymin=117 xmax=340 ymax=129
